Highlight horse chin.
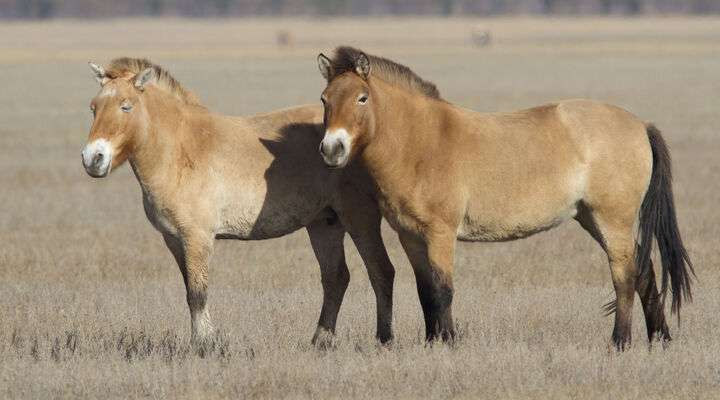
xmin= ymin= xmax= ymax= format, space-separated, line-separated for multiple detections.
xmin=85 ymin=166 xmax=110 ymax=178
xmin=324 ymin=157 xmax=349 ymax=169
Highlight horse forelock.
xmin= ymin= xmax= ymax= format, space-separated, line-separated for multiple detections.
xmin=104 ymin=57 xmax=202 ymax=106
xmin=328 ymin=46 xmax=442 ymax=100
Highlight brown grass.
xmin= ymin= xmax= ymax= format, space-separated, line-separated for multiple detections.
xmin=1 ymin=17 xmax=719 ymax=399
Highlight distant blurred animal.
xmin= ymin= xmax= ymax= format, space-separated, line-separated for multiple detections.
xmin=276 ymin=30 xmax=293 ymax=47
xmin=471 ymin=28 xmax=492 ymax=47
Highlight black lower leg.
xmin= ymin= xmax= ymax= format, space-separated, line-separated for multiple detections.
xmin=375 ymin=285 xmax=394 ymax=344
xmin=612 ymin=321 xmax=632 ymax=351
xmin=612 ymin=282 xmax=635 ymax=351
xmin=417 ymin=280 xmax=455 ymax=342
xmin=316 ymin=264 xmax=350 ymax=334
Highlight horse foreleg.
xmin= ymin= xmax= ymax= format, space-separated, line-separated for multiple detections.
xmin=399 ymin=229 xmax=456 ymax=343
xmin=306 ymin=217 xmax=350 ymax=349
xmin=163 ymin=231 xmax=215 ymax=347
xmin=338 ymin=197 xmax=396 ymax=345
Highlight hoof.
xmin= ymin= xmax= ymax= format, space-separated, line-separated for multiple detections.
xmin=610 ymin=337 xmax=632 ymax=352
xmin=425 ymin=327 xmax=456 ymax=346
xmin=649 ymin=330 xmax=672 ymax=350
xmin=190 ymin=326 xmax=217 ymax=357
xmin=311 ymin=327 xmax=337 ymax=350
xmin=376 ymin=334 xmax=394 ymax=348
xmin=611 ymin=326 xmax=632 ymax=352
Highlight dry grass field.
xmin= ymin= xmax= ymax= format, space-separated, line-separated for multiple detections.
xmin=1 ymin=17 xmax=719 ymax=399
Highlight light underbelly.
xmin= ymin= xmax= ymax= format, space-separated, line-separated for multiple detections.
xmin=456 ymin=201 xmax=579 ymax=242
xmin=214 ymin=197 xmax=328 ymax=240
xmin=216 ymin=211 xmax=305 ymax=240
xmin=458 ymin=162 xmax=588 ymax=242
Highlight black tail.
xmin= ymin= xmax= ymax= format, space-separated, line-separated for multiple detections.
xmin=636 ymin=124 xmax=694 ymax=317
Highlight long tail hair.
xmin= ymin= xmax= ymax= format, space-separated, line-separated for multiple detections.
xmin=635 ymin=124 xmax=695 ymax=317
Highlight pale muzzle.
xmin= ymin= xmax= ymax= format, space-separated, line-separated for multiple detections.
xmin=81 ymin=138 xmax=113 ymax=178
xmin=319 ymin=128 xmax=351 ymax=168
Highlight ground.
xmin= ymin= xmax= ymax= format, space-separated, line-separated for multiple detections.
xmin=1 ymin=17 xmax=719 ymax=399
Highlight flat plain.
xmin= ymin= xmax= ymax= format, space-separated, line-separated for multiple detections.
xmin=1 ymin=17 xmax=719 ymax=399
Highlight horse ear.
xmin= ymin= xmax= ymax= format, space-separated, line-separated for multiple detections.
xmin=88 ymin=62 xmax=107 ymax=85
xmin=134 ymin=67 xmax=154 ymax=91
xmin=355 ymin=53 xmax=371 ymax=80
xmin=317 ymin=53 xmax=333 ymax=81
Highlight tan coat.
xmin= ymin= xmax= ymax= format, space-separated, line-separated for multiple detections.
xmin=82 ymin=58 xmax=396 ymax=346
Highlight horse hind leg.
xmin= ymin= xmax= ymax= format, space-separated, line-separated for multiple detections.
xmin=575 ymin=204 xmax=637 ymax=350
xmin=306 ymin=213 xmax=350 ymax=349
xmin=576 ymin=204 xmax=671 ymax=347
xmin=334 ymin=189 xmax=395 ymax=345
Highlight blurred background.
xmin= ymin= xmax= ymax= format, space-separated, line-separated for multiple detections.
xmin=2 ymin=0 xmax=720 ymax=18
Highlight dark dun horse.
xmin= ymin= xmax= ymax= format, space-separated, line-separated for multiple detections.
xmin=316 ymin=46 xmax=693 ymax=350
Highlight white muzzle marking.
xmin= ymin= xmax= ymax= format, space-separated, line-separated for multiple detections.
xmin=319 ymin=128 xmax=352 ymax=168
xmin=81 ymin=138 xmax=113 ymax=178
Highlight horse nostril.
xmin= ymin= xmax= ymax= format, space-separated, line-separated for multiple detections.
xmin=92 ymin=152 xmax=104 ymax=166
xmin=318 ymin=142 xmax=326 ymax=156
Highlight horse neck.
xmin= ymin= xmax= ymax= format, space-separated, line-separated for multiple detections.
xmin=362 ymin=81 xmax=438 ymax=187
xmin=129 ymin=89 xmax=213 ymax=192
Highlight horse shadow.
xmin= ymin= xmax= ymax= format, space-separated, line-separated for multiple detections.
xmin=248 ymin=121 xmax=340 ymax=239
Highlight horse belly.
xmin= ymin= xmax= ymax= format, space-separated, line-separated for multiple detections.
xmin=214 ymin=190 xmax=327 ymax=240
xmin=457 ymin=206 xmax=577 ymax=242
xmin=457 ymin=186 xmax=582 ymax=242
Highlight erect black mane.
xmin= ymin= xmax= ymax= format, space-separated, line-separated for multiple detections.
xmin=327 ymin=46 xmax=442 ymax=100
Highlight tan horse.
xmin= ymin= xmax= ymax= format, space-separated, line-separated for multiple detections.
xmin=81 ymin=57 xmax=396 ymax=346
xmin=317 ymin=47 xmax=694 ymax=350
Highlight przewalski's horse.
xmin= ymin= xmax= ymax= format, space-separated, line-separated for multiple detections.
xmin=316 ymin=47 xmax=694 ymax=350
xmin=81 ymin=58 xmax=397 ymax=346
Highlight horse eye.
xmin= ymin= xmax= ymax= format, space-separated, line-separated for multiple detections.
xmin=121 ymin=103 xmax=133 ymax=113
xmin=358 ymin=94 xmax=368 ymax=105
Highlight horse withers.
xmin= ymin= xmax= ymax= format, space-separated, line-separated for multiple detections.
xmin=316 ymin=47 xmax=694 ymax=350
xmin=81 ymin=58 xmax=396 ymax=347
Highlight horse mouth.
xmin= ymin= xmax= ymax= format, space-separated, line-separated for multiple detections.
xmin=325 ymin=160 xmax=348 ymax=169
xmin=85 ymin=168 xmax=110 ymax=178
